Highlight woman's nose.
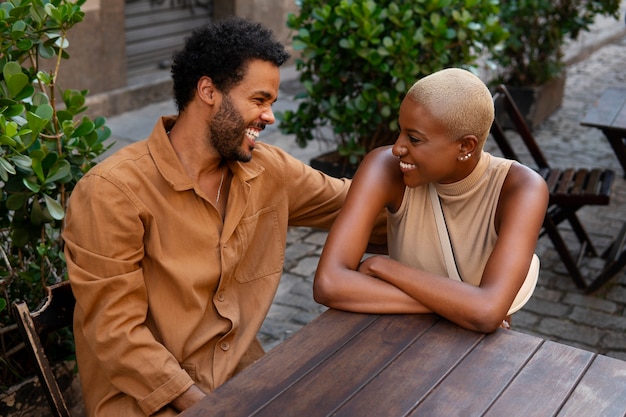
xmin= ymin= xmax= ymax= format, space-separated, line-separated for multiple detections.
xmin=392 ymin=138 xmax=407 ymax=158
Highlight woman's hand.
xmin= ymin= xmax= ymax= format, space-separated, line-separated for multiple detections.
xmin=357 ymin=255 xmax=381 ymax=277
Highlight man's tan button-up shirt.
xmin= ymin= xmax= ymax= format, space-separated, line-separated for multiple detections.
xmin=63 ymin=117 xmax=354 ymax=416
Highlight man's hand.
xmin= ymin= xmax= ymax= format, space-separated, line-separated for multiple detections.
xmin=171 ymin=385 xmax=206 ymax=412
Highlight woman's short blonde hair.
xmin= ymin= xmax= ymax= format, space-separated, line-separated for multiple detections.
xmin=406 ymin=68 xmax=494 ymax=149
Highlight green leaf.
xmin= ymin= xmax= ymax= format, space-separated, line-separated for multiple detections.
xmin=4 ymin=103 xmax=25 ymax=117
xmin=74 ymin=118 xmax=94 ymax=137
xmin=4 ymin=120 xmax=18 ymax=137
xmin=0 ymin=156 xmax=16 ymax=175
xmin=0 ymin=298 xmax=6 ymax=314
xmin=3 ymin=62 xmax=29 ymax=99
xmin=31 ymin=198 xmax=47 ymax=225
xmin=44 ymin=194 xmax=65 ymax=220
xmin=1 ymin=134 xmax=17 ymax=147
xmin=45 ymin=160 xmax=71 ymax=184
xmin=6 ymin=192 xmax=27 ymax=210
xmin=23 ymin=176 xmax=41 ymax=193
xmin=0 ymin=164 xmax=7 ymax=182
xmin=11 ymin=154 xmax=33 ymax=170
xmin=26 ymin=111 xmax=49 ymax=139
xmin=17 ymin=38 xmax=34 ymax=51
xmin=35 ymin=103 xmax=54 ymax=120
xmin=36 ymin=71 xmax=53 ymax=85
xmin=38 ymin=42 xmax=55 ymax=59
xmin=31 ymin=154 xmax=45 ymax=182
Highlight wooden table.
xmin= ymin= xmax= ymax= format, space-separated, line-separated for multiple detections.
xmin=581 ymin=87 xmax=626 ymax=179
xmin=180 ymin=310 xmax=626 ymax=417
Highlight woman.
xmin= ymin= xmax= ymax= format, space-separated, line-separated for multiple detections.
xmin=314 ymin=68 xmax=549 ymax=333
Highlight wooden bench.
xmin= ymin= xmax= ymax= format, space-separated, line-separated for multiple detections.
xmin=491 ymin=84 xmax=621 ymax=290
xmin=12 ymin=281 xmax=76 ymax=417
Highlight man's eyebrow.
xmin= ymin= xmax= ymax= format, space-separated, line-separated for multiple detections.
xmin=254 ymin=90 xmax=278 ymax=103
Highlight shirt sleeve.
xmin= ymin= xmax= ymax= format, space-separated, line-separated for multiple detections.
xmin=63 ymin=173 xmax=193 ymax=415
xmin=271 ymin=147 xmax=386 ymax=245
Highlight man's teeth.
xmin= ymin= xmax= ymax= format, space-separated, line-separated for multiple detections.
xmin=245 ymin=128 xmax=259 ymax=140
xmin=400 ymin=161 xmax=416 ymax=170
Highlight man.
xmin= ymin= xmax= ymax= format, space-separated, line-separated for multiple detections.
xmin=63 ymin=17 xmax=383 ymax=416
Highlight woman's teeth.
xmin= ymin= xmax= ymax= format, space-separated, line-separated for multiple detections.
xmin=399 ymin=161 xmax=416 ymax=170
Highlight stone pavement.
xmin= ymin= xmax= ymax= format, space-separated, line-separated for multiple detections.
xmin=105 ymin=36 xmax=626 ymax=360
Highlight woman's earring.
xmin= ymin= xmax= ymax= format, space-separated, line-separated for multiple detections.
xmin=458 ymin=153 xmax=471 ymax=161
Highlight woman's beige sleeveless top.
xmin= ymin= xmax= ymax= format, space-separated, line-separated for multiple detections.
xmin=388 ymin=152 xmax=514 ymax=286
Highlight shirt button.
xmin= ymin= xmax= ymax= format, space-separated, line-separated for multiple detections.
xmin=220 ymin=341 xmax=230 ymax=351
xmin=217 ymin=293 xmax=225 ymax=302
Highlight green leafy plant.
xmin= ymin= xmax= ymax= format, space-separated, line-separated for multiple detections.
xmin=278 ymin=0 xmax=507 ymax=169
xmin=0 ymin=0 xmax=111 ymax=388
xmin=491 ymin=0 xmax=621 ymax=86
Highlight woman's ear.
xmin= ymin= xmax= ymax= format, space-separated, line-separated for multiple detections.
xmin=459 ymin=135 xmax=478 ymax=155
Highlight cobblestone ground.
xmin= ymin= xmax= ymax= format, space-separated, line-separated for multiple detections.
xmin=259 ymin=36 xmax=626 ymax=360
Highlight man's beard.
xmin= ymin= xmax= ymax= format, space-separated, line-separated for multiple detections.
xmin=209 ymin=95 xmax=253 ymax=162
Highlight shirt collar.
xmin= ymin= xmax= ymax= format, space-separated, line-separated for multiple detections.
xmin=147 ymin=116 xmax=265 ymax=191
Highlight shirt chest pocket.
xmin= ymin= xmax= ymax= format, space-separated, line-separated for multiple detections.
xmin=233 ymin=207 xmax=284 ymax=283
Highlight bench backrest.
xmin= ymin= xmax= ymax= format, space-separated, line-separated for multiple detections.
xmin=12 ymin=281 xmax=75 ymax=417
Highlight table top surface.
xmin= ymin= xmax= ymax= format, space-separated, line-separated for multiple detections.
xmin=180 ymin=310 xmax=626 ymax=417
xmin=581 ymin=86 xmax=626 ymax=131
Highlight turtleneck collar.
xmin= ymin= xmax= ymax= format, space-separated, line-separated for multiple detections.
xmin=433 ymin=151 xmax=490 ymax=198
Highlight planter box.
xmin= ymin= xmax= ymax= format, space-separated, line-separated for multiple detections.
xmin=496 ymin=74 xmax=566 ymax=131
xmin=310 ymin=151 xmax=358 ymax=179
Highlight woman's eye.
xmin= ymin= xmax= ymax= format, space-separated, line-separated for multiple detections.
xmin=408 ymin=136 xmax=421 ymax=144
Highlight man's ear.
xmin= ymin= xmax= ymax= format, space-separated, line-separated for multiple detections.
xmin=197 ymin=76 xmax=217 ymax=104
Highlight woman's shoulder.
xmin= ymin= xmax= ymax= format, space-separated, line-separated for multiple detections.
xmin=501 ymin=158 xmax=549 ymax=199
xmin=358 ymin=146 xmax=402 ymax=176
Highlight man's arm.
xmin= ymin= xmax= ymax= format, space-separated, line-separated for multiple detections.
xmin=64 ymin=173 xmax=195 ymax=415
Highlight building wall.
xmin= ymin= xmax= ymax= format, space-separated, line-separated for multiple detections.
xmin=70 ymin=0 xmax=297 ymax=117
xmin=54 ymin=0 xmax=127 ymax=96
xmin=215 ymin=0 xmax=298 ymax=56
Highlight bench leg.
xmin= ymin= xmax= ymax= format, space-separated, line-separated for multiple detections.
xmin=543 ymin=215 xmax=588 ymax=289
xmin=566 ymin=214 xmax=598 ymax=257
xmin=585 ymin=221 xmax=626 ymax=294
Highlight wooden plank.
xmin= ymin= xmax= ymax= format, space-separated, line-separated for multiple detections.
xmin=252 ymin=314 xmax=440 ymax=417
xmin=483 ymin=341 xmax=595 ymax=417
xmin=545 ymin=169 xmax=562 ymax=194
xmin=408 ymin=329 xmax=543 ymax=416
xmin=570 ymin=169 xmax=588 ymax=194
xmin=331 ymin=319 xmax=485 ymax=417
xmin=614 ymin=100 xmax=626 ymax=130
xmin=583 ymin=169 xmax=602 ymax=195
xmin=179 ymin=310 xmax=379 ymax=417
xmin=581 ymin=87 xmax=626 ymax=128
xmin=555 ymin=168 xmax=575 ymax=195
xmin=557 ymin=354 xmax=626 ymax=416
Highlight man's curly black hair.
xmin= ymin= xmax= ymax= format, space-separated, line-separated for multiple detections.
xmin=171 ymin=17 xmax=290 ymax=112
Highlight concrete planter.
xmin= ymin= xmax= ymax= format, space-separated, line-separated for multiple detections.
xmin=496 ymin=74 xmax=567 ymax=131
xmin=310 ymin=151 xmax=358 ymax=179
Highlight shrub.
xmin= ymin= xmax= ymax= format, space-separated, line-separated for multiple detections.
xmin=492 ymin=0 xmax=621 ymax=86
xmin=0 ymin=0 xmax=110 ymax=387
xmin=278 ymin=0 xmax=507 ymax=166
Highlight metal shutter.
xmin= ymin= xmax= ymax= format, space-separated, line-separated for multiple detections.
xmin=125 ymin=0 xmax=213 ymax=78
